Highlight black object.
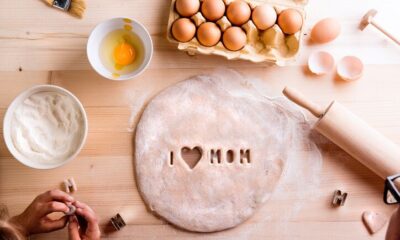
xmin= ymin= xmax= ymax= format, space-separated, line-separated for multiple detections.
xmin=332 ymin=190 xmax=348 ymax=206
xmin=110 ymin=213 xmax=126 ymax=231
xmin=52 ymin=0 xmax=71 ymax=11
xmin=384 ymin=173 xmax=400 ymax=204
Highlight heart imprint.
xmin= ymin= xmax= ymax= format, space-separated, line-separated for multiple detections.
xmin=181 ymin=146 xmax=202 ymax=169
xmin=362 ymin=211 xmax=388 ymax=234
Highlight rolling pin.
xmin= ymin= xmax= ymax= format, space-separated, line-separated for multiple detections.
xmin=283 ymin=87 xmax=400 ymax=188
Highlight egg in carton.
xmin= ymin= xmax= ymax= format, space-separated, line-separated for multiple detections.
xmin=167 ymin=0 xmax=307 ymax=65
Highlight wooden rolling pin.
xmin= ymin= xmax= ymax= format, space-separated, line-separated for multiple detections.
xmin=283 ymin=87 xmax=400 ymax=186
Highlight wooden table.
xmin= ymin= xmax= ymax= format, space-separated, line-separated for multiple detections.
xmin=1 ymin=0 xmax=400 ymax=239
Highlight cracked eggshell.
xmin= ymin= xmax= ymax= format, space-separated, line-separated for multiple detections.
xmin=308 ymin=51 xmax=334 ymax=75
xmin=337 ymin=56 xmax=363 ymax=81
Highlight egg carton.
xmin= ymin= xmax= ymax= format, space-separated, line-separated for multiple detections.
xmin=167 ymin=0 xmax=308 ymax=65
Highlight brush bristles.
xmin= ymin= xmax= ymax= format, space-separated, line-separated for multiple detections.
xmin=43 ymin=0 xmax=54 ymax=6
xmin=69 ymin=0 xmax=86 ymax=18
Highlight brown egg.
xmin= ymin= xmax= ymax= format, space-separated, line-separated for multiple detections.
xmin=252 ymin=4 xmax=277 ymax=30
xmin=277 ymin=9 xmax=303 ymax=34
xmin=223 ymin=26 xmax=247 ymax=51
xmin=226 ymin=0 xmax=251 ymax=26
xmin=201 ymin=0 xmax=225 ymax=21
xmin=197 ymin=22 xmax=221 ymax=47
xmin=171 ymin=18 xmax=196 ymax=42
xmin=175 ymin=0 xmax=200 ymax=17
xmin=311 ymin=18 xmax=341 ymax=44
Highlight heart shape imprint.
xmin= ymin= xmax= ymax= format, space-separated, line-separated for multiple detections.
xmin=180 ymin=146 xmax=202 ymax=169
xmin=362 ymin=211 xmax=388 ymax=234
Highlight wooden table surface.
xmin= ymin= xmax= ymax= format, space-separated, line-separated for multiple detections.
xmin=1 ymin=0 xmax=400 ymax=239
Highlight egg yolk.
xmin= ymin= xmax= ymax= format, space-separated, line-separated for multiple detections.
xmin=113 ymin=42 xmax=135 ymax=66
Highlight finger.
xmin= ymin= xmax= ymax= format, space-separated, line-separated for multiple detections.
xmin=41 ymin=190 xmax=74 ymax=203
xmin=42 ymin=201 xmax=70 ymax=215
xmin=73 ymin=201 xmax=100 ymax=235
xmin=75 ymin=207 xmax=97 ymax=224
xmin=75 ymin=207 xmax=100 ymax=235
xmin=73 ymin=201 xmax=96 ymax=217
xmin=68 ymin=216 xmax=81 ymax=240
xmin=73 ymin=201 xmax=92 ymax=212
xmin=42 ymin=215 xmax=68 ymax=232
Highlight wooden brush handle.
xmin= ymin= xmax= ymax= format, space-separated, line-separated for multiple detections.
xmin=282 ymin=87 xmax=324 ymax=118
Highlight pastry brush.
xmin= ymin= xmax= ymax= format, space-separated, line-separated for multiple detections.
xmin=42 ymin=0 xmax=86 ymax=18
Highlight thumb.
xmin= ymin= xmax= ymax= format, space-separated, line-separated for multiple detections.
xmin=68 ymin=216 xmax=81 ymax=240
xmin=43 ymin=215 xmax=68 ymax=232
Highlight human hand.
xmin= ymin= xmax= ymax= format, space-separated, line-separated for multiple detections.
xmin=386 ymin=207 xmax=400 ymax=240
xmin=68 ymin=201 xmax=101 ymax=240
xmin=9 ymin=189 xmax=74 ymax=236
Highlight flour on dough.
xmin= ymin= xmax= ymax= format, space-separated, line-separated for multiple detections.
xmin=135 ymin=70 xmax=311 ymax=232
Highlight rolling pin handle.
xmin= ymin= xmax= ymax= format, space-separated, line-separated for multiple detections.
xmin=282 ymin=87 xmax=325 ymax=118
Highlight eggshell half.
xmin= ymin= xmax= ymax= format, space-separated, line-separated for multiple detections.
xmin=337 ymin=56 xmax=363 ymax=81
xmin=311 ymin=18 xmax=341 ymax=44
xmin=308 ymin=51 xmax=334 ymax=75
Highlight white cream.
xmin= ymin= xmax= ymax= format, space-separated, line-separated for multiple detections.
xmin=11 ymin=91 xmax=84 ymax=164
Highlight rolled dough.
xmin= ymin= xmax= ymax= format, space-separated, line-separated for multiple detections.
xmin=135 ymin=73 xmax=289 ymax=232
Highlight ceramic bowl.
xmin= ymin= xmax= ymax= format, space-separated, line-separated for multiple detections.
xmin=3 ymin=85 xmax=88 ymax=169
xmin=87 ymin=17 xmax=153 ymax=81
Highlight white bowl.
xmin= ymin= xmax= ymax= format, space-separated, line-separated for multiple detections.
xmin=87 ymin=18 xmax=153 ymax=81
xmin=3 ymin=85 xmax=88 ymax=169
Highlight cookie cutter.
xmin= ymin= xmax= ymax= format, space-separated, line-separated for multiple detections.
xmin=384 ymin=173 xmax=400 ymax=204
xmin=332 ymin=190 xmax=347 ymax=206
xmin=110 ymin=213 xmax=126 ymax=231
xmin=64 ymin=177 xmax=78 ymax=193
xmin=65 ymin=205 xmax=76 ymax=216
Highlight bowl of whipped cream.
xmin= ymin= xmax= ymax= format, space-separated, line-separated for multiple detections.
xmin=3 ymin=85 xmax=88 ymax=169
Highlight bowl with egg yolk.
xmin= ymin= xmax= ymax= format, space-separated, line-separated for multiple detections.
xmin=87 ymin=18 xmax=153 ymax=80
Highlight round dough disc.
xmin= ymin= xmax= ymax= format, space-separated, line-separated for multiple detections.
xmin=135 ymin=75 xmax=286 ymax=232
